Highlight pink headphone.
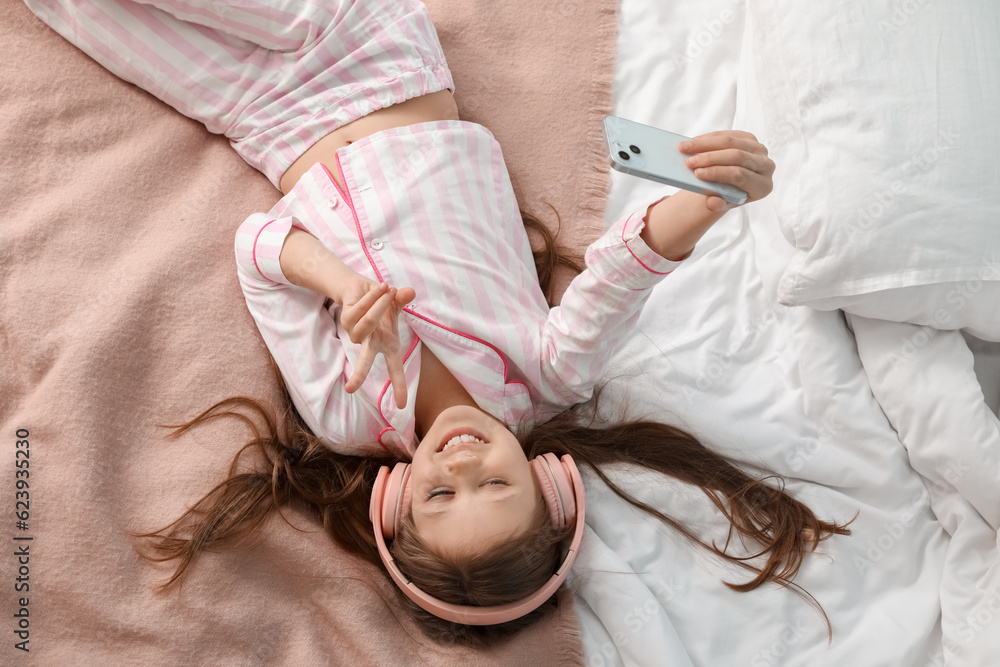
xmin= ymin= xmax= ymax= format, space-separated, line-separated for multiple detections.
xmin=369 ymin=452 xmax=586 ymax=626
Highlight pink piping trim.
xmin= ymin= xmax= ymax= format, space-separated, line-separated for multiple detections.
xmin=403 ymin=307 xmax=536 ymax=411
xmin=403 ymin=307 xmax=515 ymax=386
xmin=622 ymin=212 xmax=674 ymax=275
xmin=377 ymin=336 xmax=421 ymax=424
xmin=376 ymin=427 xmax=395 ymax=452
xmin=319 ymin=159 xmax=535 ymax=420
xmin=324 ymin=158 xmax=404 ymax=429
xmin=327 ymin=158 xmax=386 ymax=283
xmin=320 ymin=161 xmax=401 ymax=448
xmin=251 ymin=219 xmax=280 ymax=281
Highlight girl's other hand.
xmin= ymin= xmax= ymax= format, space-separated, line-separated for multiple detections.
xmin=678 ymin=130 xmax=775 ymax=212
xmin=340 ymin=280 xmax=416 ymax=409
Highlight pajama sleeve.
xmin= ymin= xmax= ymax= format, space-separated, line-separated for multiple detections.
xmin=532 ymin=196 xmax=683 ymax=409
xmin=234 ymin=212 xmax=383 ymax=454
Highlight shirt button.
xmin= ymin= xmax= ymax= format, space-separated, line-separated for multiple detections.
xmin=328 ymin=197 xmax=339 ymax=209
xmin=371 ymin=239 xmax=385 ymax=250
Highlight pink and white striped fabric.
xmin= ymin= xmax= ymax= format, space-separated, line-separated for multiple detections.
xmin=26 ymin=0 xmax=682 ymax=456
xmin=234 ymin=120 xmax=681 ymax=456
xmin=24 ymin=0 xmax=454 ymax=189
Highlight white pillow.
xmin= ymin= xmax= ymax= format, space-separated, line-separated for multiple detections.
xmin=745 ymin=0 xmax=1000 ymax=340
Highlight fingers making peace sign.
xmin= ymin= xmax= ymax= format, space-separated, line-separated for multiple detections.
xmin=341 ymin=279 xmax=416 ymax=409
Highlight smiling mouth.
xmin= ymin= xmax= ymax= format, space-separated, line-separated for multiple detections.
xmin=437 ymin=428 xmax=489 ymax=452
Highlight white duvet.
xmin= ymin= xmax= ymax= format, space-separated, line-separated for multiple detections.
xmin=572 ymin=0 xmax=1000 ymax=665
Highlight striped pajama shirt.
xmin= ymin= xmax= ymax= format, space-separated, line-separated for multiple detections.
xmin=26 ymin=0 xmax=682 ymax=457
xmin=235 ymin=143 xmax=679 ymax=455
xmin=26 ymin=0 xmax=454 ymax=189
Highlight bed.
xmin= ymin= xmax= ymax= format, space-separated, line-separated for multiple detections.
xmin=579 ymin=0 xmax=1000 ymax=664
xmin=3 ymin=0 xmax=999 ymax=665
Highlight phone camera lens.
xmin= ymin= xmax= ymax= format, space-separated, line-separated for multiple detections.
xmin=629 ymin=144 xmax=641 ymax=154
xmin=617 ymin=150 xmax=630 ymax=161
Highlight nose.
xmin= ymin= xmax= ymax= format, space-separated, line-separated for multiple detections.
xmin=443 ymin=451 xmax=480 ymax=475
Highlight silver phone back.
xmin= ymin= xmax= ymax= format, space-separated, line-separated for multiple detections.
xmin=603 ymin=115 xmax=747 ymax=205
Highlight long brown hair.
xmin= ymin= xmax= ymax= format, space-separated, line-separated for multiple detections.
xmin=379 ymin=406 xmax=853 ymax=646
xmin=129 ymin=375 xmax=393 ymax=584
xmin=130 ymin=360 xmax=851 ymax=645
xmin=521 ymin=205 xmax=582 ymax=307
xmin=128 ymin=208 xmax=572 ymax=583
xmin=521 ymin=409 xmax=853 ymax=598
xmin=389 ymin=501 xmax=571 ymax=646
xmin=129 ymin=210 xmax=851 ymax=646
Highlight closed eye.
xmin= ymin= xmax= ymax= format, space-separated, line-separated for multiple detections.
xmin=426 ymin=478 xmax=509 ymax=499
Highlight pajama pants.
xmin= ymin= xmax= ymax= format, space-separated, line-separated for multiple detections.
xmin=25 ymin=0 xmax=455 ymax=189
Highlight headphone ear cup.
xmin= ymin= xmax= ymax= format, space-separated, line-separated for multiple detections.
xmin=531 ymin=452 xmax=578 ymax=531
xmin=381 ymin=462 xmax=411 ymax=540
xmin=532 ymin=454 xmax=564 ymax=529
xmin=553 ymin=455 xmax=579 ymax=528
xmin=396 ymin=467 xmax=413 ymax=538
xmin=371 ymin=453 xmax=586 ymax=626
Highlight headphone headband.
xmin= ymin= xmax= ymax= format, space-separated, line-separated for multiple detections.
xmin=369 ymin=453 xmax=586 ymax=626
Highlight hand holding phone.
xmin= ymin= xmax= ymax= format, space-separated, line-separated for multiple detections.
xmin=677 ymin=129 xmax=775 ymax=212
xmin=603 ymin=116 xmax=775 ymax=211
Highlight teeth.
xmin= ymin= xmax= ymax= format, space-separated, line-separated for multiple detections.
xmin=442 ymin=434 xmax=485 ymax=450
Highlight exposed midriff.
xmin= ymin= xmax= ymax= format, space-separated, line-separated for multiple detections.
xmin=278 ymin=89 xmax=460 ymax=195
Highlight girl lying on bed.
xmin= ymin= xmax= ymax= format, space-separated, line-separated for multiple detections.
xmin=26 ymin=0 xmax=850 ymax=646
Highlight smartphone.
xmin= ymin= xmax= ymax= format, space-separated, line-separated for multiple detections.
xmin=603 ymin=115 xmax=747 ymax=205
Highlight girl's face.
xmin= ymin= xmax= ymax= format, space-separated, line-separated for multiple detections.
xmin=408 ymin=405 xmax=541 ymax=558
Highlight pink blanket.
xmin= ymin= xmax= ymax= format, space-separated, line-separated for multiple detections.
xmin=0 ymin=0 xmax=618 ymax=663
